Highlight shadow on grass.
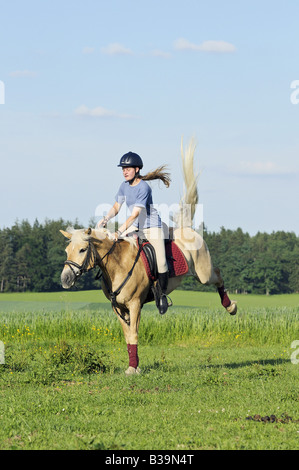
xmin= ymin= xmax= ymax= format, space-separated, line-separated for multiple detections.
xmin=203 ymin=358 xmax=290 ymax=369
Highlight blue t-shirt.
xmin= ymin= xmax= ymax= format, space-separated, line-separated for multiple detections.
xmin=115 ymin=180 xmax=161 ymax=229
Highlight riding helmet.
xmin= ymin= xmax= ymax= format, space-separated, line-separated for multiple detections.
xmin=117 ymin=152 xmax=143 ymax=169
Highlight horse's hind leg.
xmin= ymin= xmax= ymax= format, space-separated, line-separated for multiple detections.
xmin=180 ymin=230 xmax=237 ymax=315
xmin=212 ymin=267 xmax=237 ymax=315
xmin=195 ymin=263 xmax=237 ymax=315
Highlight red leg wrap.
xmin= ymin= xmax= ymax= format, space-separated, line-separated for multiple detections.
xmin=217 ymin=286 xmax=231 ymax=308
xmin=127 ymin=344 xmax=139 ymax=369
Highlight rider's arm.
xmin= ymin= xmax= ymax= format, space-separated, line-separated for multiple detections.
xmin=117 ymin=206 xmax=142 ymax=235
xmin=97 ymin=202 xmax=121 ymax=227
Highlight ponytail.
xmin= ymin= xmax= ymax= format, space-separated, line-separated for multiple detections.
xmin=140 ymin=165 xmax=171 ymax=188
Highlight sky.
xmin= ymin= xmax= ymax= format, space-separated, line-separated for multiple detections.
xmin=0 ymin=0 xmax=299 ymax=235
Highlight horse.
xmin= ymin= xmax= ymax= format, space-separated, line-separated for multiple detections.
xmin=60 ymin=140 xmax=237 ymax=375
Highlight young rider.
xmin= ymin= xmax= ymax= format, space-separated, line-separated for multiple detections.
xmin=97 ymin=151 xmax=171 ymax=314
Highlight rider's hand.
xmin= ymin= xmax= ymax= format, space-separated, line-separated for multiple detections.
xmin=113 ymin=230 xmax=122 ymax=241
xmin=97 ymin=217 xmax=108 ymax=229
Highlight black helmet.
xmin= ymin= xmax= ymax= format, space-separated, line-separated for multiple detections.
xmin=117 ymin=151 xmax=143 ymax=169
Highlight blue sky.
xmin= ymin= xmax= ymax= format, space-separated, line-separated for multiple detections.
xmin=1 ymin=0 xmax=299 ymax=235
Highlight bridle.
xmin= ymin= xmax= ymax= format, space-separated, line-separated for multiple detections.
xmin=64 ymin=237 xmax=119 ymax=281
xmin=64 ymin=239 xmax=99 ymax=278
xmin=64 ymin=236 xmax=144 ymax=326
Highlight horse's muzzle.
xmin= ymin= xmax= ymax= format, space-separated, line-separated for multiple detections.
xmin=61 ymin=265 xmax=78 ymax=289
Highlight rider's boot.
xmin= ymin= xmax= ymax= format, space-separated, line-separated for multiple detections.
xmin=158 ymin=271 xmax=169 ymax=315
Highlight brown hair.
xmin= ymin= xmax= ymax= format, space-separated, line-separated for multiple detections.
xmin=140 ymin=165 xmax=171 ymax=188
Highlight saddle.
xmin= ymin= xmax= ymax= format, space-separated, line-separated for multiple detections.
xmin=137 ymin=237 xmax=189 ymax=281
xmin=135 ymin=237 xmax=188 ymax=307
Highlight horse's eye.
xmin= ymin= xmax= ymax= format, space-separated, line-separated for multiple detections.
xmin=80 ymin=248 xmax=87 ymax=253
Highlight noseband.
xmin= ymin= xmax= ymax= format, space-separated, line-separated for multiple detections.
xmin=64 ymin=238 xmax=117 ymax=279
xmin=64 ymin=239 xmax=98 ymax=278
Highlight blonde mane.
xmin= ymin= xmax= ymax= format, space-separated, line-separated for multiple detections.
xmin=93 ymin=228 xmax=136 ymax=246
xmin=66 ymin=226 xmax=136 ymax=246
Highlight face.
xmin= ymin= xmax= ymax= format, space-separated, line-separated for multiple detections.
xmin=60 ymin=229 xmax=93 ymax=289
xmin=61 ymin=239 xmax=89 ymax=288
xmin=122 ymin=166 xmax=139 ymax=181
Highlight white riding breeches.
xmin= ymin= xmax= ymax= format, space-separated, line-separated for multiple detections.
xmin=121 ymin=226 xmax=168 ymax=274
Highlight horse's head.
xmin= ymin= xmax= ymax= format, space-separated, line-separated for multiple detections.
xmin=60 ymin=227 xmax=98 ymax=289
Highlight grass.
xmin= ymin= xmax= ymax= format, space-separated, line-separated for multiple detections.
xmin=0 ymin=289 xmax=298 ymax=307
xmin=0 ymin=290 xmax=298 ymax=450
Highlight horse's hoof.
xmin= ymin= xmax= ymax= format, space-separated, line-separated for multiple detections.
xmin=226 ymin=301 xmax=237 ymax=315
xmin=125 ymin=366 xmax=141 ymax=376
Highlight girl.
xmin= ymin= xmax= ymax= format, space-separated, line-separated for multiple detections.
xmin=97 ymin=151 xmax=171 ymax=314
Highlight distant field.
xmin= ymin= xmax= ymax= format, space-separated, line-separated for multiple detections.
xmin=0 ymin=289 xmax=298 ymax=309
xmin=0 ymin=290 xmax=298 ymax=450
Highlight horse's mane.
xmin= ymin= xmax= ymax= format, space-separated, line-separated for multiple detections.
xmin=65 ymin=227 xmax=87 ymax=241
xmin=66 ymin=226 xmax=136 ymax=246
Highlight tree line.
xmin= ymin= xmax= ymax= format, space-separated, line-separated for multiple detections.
xmin=0 ymin=219 xmax=298 ymax=295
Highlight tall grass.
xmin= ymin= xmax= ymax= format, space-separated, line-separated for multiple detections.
xmin=1 ymin=304 xmax=297 ymax=347
xmin=140 ymin=306 xmax=298 ymax=346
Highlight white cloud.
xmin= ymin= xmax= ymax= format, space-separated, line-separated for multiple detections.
xmin=150 ymin=49 xmax=172 ymax=59
xmin=9 ymin=70 xmax=37 ymax=77
xmin=233 ymin=161 xmax=295 ymax=176
xmin=74 ymin=105 xmax=136 ymax=119
xmin=100 ymin=43 xmax=133 ymax=55
xmin=82 ymin=46 xmax=95 ymax=54
xmin=174 ymin=38 xmax=236 ymax=53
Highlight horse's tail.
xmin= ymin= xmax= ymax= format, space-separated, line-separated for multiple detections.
xmin=174 ymin=137 xmax=200 ymax=228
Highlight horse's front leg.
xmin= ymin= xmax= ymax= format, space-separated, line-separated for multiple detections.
xmin=116 ymin=300 xmax=141 ymax=376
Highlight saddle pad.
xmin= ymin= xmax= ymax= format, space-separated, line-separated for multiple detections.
xmin=165 ymin=241 xmax=189 ymax=278
xmin=139 ymin=239 xmax=188 ymax=280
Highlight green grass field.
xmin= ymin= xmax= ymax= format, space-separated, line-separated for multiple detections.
xmin=0 ymin=290 xmax=298 ymax=450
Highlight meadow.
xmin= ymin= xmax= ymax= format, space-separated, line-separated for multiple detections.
xmin=0 ymin=290 xmax=298 ymax=450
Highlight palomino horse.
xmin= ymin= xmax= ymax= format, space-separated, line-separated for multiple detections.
xmin=60 ymin=140 xmax=237 ymax=375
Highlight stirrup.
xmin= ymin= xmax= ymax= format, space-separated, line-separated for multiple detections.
xmin=158 ymin=294 xmax=173 ymax=315
xmin=164 ymin=295 xmax=173 ymax=309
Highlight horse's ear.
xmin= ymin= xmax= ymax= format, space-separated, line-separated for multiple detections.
xmin=84 ymin=228 xmax=92 ymax=236
xmin=60 ymin=230 xmax=72 ymax=239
